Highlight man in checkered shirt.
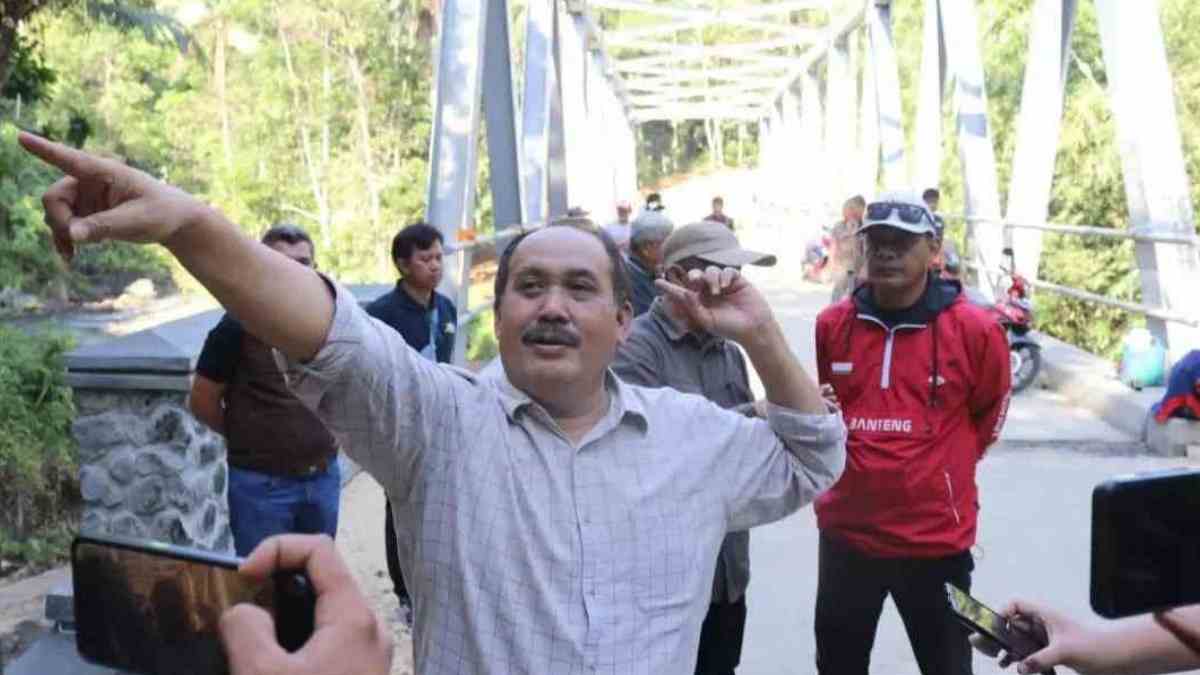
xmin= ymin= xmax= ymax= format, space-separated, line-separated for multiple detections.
xmin=21 ymin=132 xmax=845 ymax=675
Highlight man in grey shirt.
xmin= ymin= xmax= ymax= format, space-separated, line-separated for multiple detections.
xmin=23 ymin=135 xmax=846 ymax=675
xmin=614 ymin=221 xmax=778 ymax=675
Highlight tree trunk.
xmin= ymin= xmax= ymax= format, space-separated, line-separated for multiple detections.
xmin=0 ymin=16 xmax=19 ymax=97
xmin=277 ymin=15 xmax=331 ymax=247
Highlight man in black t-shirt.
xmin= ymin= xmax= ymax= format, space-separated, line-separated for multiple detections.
xmin=365 ymin=222 xmax=458 ymax=622
xmin=190 ymin=225 xmax=340 ymax=556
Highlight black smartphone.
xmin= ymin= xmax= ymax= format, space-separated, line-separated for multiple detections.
xmin=1091 ymin=468 xmax=1200 ymax=619
xmin=945 ymin=583 xmax=1048 ymax=660
xmin=71 ymin=533 xmax=316 ymax=675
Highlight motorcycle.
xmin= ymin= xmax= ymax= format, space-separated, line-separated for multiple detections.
xmin=802 ymin=230 xmax=832 ymax=283
xmin=943 ymin=246 xmax=1041 ymax=393
xmin=993 ymin=247 xmax=1041 ymax=393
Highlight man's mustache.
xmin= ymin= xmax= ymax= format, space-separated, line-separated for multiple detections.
xmin=521 ymin=322 xmax=581 ymax=347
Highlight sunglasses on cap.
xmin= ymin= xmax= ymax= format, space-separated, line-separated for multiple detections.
xmin=865 ymin=201 xmax=934 ymax=227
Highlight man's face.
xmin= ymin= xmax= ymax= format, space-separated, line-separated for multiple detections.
xmin=494 ymin=228 xmax=630 ymax=398
xmin=636 ymin=239 xmax=666 ymax=269
xmin=268 ymin=240 xmax=315 ymax=268
xmin=925 ymin=196 xmax=940 ymax=212
xmin=617 ymin=206 xmax=631 ymax=223
xmin=397 ymin=241 xmax=444 ymax=291
xmin=844 ymin=204 xmax=864 ymax=225
xmin=712 ymin=200 xmax=724 ymax=215
xmin=861 ymin=226 xmax=938 ymax=292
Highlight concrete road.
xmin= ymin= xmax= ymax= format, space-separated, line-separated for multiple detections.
xmin=730 ymin=260 xmax=1188 ymax=675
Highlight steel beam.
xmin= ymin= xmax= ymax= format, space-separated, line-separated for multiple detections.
xmin=1005 ymin=0 xmax=1076 ymax=280
xmin=560 ymin=11 xmax=591 ymax=213
xmin=800 ymin=68 xmax=826 ymax=216
xmin=868 ymin=1 xmax=906 ymax=190
xmin=521 ymin=0 xmax=565 ymax=223
xmin=914 ymin=0 xmax=944 ymax=194
xmin=940 ymin=0 xmax=1004 ymax=298
xmin=482 ymin=0 xmax=524 ymax=230
xmin=425 ymin=0 xmax=488 ymax=362
xmin=858 ymin=26 xmax=879 ymax=195
xmin=825 ymin=34 xmax=853 ymax=202
xmin=1095 ymin=0 xmax=1200 ymax=357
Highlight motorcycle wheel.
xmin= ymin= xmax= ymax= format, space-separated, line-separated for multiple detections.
xmin=1011 ymin=344 xmax=1041 ymax=393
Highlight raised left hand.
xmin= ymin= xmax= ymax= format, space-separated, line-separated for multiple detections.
xmin=654 ymin=266 xmax=774 ymax=344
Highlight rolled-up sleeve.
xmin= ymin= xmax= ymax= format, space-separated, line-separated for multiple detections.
xmin=726 ymin=403 xmax=846 ymax=531
xmin=276 ymin=278 xmax=466 ymax=497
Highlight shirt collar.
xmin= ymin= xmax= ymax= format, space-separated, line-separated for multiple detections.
xmin=393 ymin=281 xmax=437 ymax=311
xmin=649 ymin=297 xmax=720 ymax=349
xmin=491 ymin=365 xmax=648 ymax=430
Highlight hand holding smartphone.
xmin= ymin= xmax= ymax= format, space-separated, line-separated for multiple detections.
xmin=72 ymin=533 xmax=316 ymax=675
xmin=946 ymin=583 xmax=1056 ymax=675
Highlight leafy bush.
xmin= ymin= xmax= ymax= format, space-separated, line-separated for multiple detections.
xmin=465 ymin=310 xmax=498 ymax=365
xmin=0 ymin=122 xmax=173 ymax=299
xmin=0 ymin=326 xmax=78 ymax=555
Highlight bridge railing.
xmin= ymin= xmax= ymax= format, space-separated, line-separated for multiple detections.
xmin=952 ymin=215 xmax=1200 ymax=329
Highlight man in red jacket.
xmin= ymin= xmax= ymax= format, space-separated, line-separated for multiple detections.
xmin=813 ymin=191 xmax=1012 ymax=675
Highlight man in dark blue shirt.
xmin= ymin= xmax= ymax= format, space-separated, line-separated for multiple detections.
xmin=364 ymin=222 xmax=458 ymax=622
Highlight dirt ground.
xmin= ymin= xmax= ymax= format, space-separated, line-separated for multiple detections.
xmin=336 ymin=471 xmax=416 ymax=675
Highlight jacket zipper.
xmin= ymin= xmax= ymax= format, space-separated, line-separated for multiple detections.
xmin=856 ymin=315 xmax=927 ymax=390
xmin=944 ymin=471 xmax=961 ymax=524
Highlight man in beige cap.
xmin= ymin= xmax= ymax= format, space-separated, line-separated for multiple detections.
xmin=613 ymin=221 xmax=778 ymax=675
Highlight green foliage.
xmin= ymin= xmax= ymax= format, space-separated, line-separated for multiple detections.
xmin=0 ymin=326 xmax=78 ymax=548
xmin=465 ymin=309 xmax=498 ymax=364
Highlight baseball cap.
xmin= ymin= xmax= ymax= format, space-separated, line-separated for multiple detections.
xmin=662 ymin=221 xmax=776 ymax=268
xmin=861 ymin=190 xmax=938 ymax=236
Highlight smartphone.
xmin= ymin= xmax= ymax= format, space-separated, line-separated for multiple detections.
xmin=72 ymin=533 xmax=316 ymax=675
xmin=1091 ymin=468 xmax=1200 ymax=618
xmin=945 ymin=583 xmax=1047 ymax=659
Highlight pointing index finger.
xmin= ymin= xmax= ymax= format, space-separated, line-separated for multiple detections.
xmin=18 ymin=132 xmax=105 ymax=178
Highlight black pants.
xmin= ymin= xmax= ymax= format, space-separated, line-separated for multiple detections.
xmin=695 ymin=597 xmax=747 ymax=675
xmin=815 ymin=533 xmax=974 ymax=675
xmin=384 ymin=501 xmax=409 ymax=603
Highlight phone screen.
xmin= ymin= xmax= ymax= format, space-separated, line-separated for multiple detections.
xmin=72 ymin=537 xmax=273 ymax=675
xmin=945 ymin=584 xmax=1043 ymax=658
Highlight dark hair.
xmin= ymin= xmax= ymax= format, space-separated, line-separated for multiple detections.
xmin=922 ymin=188 xmax=940 ymax=202
xmin=391 ymin=222 xmax=444 ymax=262
xmin=645 ymin=192 xmax=664 ymax=211
xmin=712 ymin=196 xmax=724 ymax=206
xmin=261 ymin=223 xmax=314 ymax=249
xmin=493 ymin=224 xmax=629 ymax=312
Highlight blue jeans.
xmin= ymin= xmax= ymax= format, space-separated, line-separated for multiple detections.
xmin=227 ymin=462 xmax=341 ymax=557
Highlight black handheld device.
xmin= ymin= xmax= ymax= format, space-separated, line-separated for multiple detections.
xmin=71 ymin=533 xmax=316 ymax=675
xmin=945 ymin=583 xmax=1054 ymax=674
xmin=1091 ymin=468 xmax=1200 ymax=619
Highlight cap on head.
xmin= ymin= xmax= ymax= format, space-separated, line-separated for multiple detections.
xmin=630 ymin=210 xmax=674 ymax=247
xmin=662 ymin=220 xmax=777 ymax=268
xmin=861 ymin=189 xmax=938 ymax=236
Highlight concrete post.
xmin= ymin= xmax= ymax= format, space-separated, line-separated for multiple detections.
xmin=1095 ymin=0 xmax=1200 ymax=360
